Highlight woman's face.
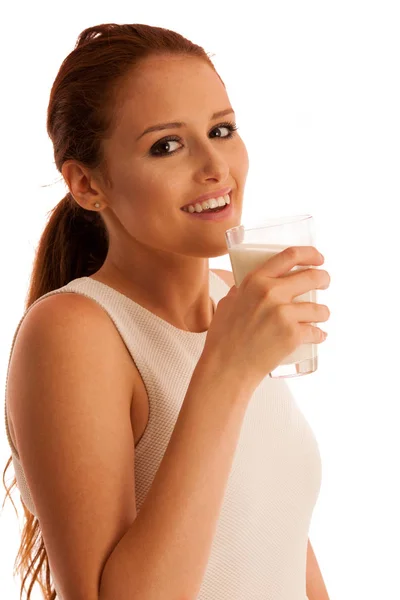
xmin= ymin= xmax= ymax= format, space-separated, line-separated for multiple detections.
xmin=99 ymin=54 xmax=249 ymax=260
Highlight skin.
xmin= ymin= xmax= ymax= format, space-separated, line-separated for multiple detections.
xmin=62 ymin=54 xmax=249 ymax=332
xmin=306 ymin=538 xmax=330 ymax=599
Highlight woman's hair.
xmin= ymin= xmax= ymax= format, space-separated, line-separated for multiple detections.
xmin=1 ymin=22 xmax=223 ymax=599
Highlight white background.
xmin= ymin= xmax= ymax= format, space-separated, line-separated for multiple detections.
xmin=1 ymin=1 xmax=399 ymax=598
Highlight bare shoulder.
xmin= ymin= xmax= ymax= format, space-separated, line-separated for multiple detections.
xmin=15 ymin=292 xmax=137 ymax=384
xmin=8 ymin=291 xmax=137 ymax=442
xmin=210 ymin=269 xmax=235 ymax=288
xmin=7 ymin=291 xmax=137 ymax=600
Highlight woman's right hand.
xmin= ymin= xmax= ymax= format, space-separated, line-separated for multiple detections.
xmin=202 ymin=246 xmax=331 ymax=390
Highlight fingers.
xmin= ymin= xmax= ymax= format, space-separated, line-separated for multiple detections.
xmin=283 ymin=301 xmax=331 ymax=323
xmin=298 ymin=323 xmax=328 ymax=344
xmin=252 ymin=246 xmax=324 ymax=279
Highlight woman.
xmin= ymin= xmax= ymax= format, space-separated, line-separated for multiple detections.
xmin=3 ymin=23 xmax=331 ymax=600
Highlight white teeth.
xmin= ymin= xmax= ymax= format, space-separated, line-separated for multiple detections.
xmin=183 ymin=193 xmax=230 ymax=213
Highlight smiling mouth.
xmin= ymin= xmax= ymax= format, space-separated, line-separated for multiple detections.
xmin=181 ymin=192 xmax=232 ymax=214
xmin=182 ymin=203 xmax=228 ymax=214
xmin=179 ymin=195 xmax=234 ymax=221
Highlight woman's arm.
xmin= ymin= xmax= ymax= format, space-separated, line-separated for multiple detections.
xmin=306 ymin=538 xmax=330 ymax=600
xmin=99 ymin=355 xmax=254 ymax=600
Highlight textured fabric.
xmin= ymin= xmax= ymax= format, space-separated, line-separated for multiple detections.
xmin=3 ymin=271 xmax=321 ymax=599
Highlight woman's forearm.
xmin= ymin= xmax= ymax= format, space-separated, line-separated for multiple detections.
xmin=99 ymin=354 xmax=254 ymax=600
xmin=306 ymin=539 xmax=330 ymax=600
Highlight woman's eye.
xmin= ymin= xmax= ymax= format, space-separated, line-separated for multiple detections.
xmin=149 ymin=122 xmax=238 ymax=157
xmin=151 ymin=138 xmax=182 ymax=156
xmin=210 ymin=124 xmax=236 ymax=139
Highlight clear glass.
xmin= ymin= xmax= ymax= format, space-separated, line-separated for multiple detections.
xmin=225 ymin=214 xmax=319 ymax=378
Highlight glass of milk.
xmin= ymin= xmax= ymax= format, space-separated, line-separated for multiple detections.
xmin=225 ymin=214 xmax=320 ymax=378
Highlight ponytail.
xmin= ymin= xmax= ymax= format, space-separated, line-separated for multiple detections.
xmin=24 ymin=192 xmax=108 ymax=308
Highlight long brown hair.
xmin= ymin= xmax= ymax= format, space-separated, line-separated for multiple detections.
xmin=1 ymin=22 xmax=222 ymax=599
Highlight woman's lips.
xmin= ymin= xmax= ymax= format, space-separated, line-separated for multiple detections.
xmin=180 ymin=187 xmax=232 ymax=210
xmin=180 ymin=198 xmax=234 ymax=221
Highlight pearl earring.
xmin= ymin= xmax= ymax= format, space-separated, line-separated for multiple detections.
xmin=94 ymin=202 xmax=100 ymax=209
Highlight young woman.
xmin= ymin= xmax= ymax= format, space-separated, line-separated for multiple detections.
xmin=3 ymin=23 xmax=331 ymax=600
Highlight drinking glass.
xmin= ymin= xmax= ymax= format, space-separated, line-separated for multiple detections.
xmin=225 ymin=214 xmax=320 ymax=378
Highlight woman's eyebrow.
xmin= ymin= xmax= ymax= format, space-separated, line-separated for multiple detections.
xmin=136 ymin=108 xmax=235 ymax=141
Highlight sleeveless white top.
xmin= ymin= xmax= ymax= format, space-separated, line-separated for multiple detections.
xmin=3 ymin=272 xmax=321 ymax=599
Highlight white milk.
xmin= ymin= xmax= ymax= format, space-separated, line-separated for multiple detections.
xmin=228 ymin=243 xmax=317 ymax=367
